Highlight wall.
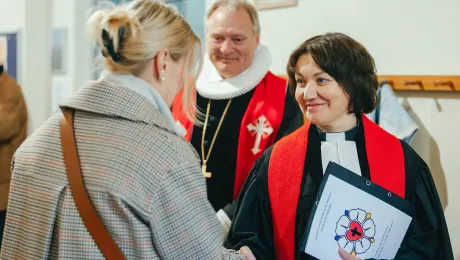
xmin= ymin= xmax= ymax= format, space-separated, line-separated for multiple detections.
xmin=241 ymin=0 xmax=460 ymax=75
xmin=182 ymin=0 xmax=206 ymax=43
xmin=53 ymin=0 xmax=93 ymax=106
xmin=211 ymin=0 xmax=460 ymax=256
xmin=0 ymin=2 xmax=24 ymax=33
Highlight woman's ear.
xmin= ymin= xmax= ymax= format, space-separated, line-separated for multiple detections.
xmin=154 ymin=49 xmax=169 ymax=81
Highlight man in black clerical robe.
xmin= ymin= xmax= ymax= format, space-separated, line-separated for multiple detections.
xmin=171 ymin=0 xmax=304 ymax=229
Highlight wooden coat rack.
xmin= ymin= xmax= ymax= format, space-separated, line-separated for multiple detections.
xmin=280 ymin=75 xmax=460 ymax=92
xmin=377 ymin=76 xmax=460 ymax=91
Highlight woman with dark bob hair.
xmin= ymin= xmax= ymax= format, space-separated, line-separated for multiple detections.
xmin=225 ymin=32 xmax=453 ymax=260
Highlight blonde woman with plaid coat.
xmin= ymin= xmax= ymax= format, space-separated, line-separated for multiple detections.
xmin=0 ymin=1 xmax=254 ymax=259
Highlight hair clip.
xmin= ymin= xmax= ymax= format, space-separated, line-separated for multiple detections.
xmin=101 ymin=27 xmax=125 ymax=63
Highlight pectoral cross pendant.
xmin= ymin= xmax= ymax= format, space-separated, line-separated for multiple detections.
xmin=202 ymin=165 xmax=212 ymax=178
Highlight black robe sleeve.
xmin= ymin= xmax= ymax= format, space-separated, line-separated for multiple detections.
xmin=393 ymin=141 xmax=454 ymax=260
xmin=225 ymin=147 xmax=276 ymax=260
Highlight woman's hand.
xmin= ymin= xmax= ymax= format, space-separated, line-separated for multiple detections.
xmin=338 ymin=248 xmax=363 ymax=260
xmin=239 ymin=246 xmax=256 ymax=260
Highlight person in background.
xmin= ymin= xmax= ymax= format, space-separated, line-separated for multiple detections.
xmin=0 ymin=47 xmax=28 ymax=250
xmin=172 ymin=0 xmax=304 ymax=231
xmin=225 ymin=32 xmax=453 ymax=260
xmin=0 ymin=1 xmax=254 ymax=259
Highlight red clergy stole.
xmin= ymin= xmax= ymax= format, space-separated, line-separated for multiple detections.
xmin=172 ymin=71 xmax=287 ymax=199
xmin=267 ymin=115 xmax=406 ymax=260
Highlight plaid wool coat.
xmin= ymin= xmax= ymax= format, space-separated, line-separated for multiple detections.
xmin=0 ymin=80 xmax=246 ymax=259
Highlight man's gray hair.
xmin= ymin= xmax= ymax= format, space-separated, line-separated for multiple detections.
xmin=207 ymin=0 xmax=261 ymax=35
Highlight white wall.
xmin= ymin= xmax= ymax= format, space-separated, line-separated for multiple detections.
xmin=51 ymin=0 xmax=93 ymax=114
xmin=52 ymin=0 xmax=75 ymax=105
xmin=241 ymin=0 xmax=460 ymax=75
xmin=0 ymin=2 xmax=24 ymax=33
xmin=214 ymin=0 xmax=460 ymax=257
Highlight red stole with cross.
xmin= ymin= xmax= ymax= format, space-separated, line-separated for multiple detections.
xmin=172 ymin=71 xmax=287 ymax=199
xmin=267 ymin=115 xmax=406 ymax=260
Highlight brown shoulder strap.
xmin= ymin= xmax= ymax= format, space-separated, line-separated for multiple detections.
xmin=60 ymin=109 xmax=126 ymax=260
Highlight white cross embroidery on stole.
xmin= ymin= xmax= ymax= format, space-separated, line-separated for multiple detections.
xmin=247 ymin=115 xmax=273 ymax=155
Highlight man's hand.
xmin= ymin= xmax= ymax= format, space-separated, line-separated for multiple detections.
xmin=338 ymin=248 xmax=362 ymax=260
xmin=239 ymin=246 xmax=256 ymax=260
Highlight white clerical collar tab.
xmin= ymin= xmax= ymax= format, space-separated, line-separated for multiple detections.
xmin=325 ymin=132 xmax=346 ymax=142
xmin=196 ymin=43 xmax=272 ymax=100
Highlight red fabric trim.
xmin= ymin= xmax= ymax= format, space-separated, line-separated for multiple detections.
xmin=268 ymin=124 xmax=310 ymax=260
xmin=171 ymin=88 xmax=195 ymax=141
xmin=268 ymin=115 xmax=405 ymax=260
xmin=233 ymin=71 xmax=286 ymax=199
xmin=362 ymin=115 xmax=405 ymax=198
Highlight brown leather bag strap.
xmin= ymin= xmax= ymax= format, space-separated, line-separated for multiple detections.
xmin=60 ymin=109 xmax=127 ymax=260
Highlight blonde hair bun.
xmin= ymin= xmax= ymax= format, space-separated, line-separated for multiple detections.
xmin=87 ymin=0 xmax=203 ymax=123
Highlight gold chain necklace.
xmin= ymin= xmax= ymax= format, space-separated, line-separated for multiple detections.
xmin=201 ymin=99 xmax=232 ymax=178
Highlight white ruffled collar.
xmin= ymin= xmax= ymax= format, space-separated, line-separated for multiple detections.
xmin=196 ymin=43 xmax=272 ymax=100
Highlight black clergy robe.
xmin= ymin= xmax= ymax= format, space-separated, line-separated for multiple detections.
xmin=190 ymin=88 xmax=304 ymax=212
xmin=225 ymin=118 xmax=454 ymax=260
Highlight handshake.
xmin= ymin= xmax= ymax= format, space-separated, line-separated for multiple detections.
xmin=216 ymin=202 xmax=256 ymax=259
xmin=238 ymin=246 xmax=256 ymax=260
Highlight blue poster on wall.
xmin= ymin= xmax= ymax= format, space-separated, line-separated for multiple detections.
xmin=0 ymin=33 xmax=18 ymax=81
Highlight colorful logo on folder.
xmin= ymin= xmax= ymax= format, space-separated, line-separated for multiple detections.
xmin=334 ymin=208 xmax=376 ymax=256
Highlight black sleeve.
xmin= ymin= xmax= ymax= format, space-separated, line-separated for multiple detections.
xmin=275 ymin=90 xmax=304 ymax=141
xmin=394 ymin=141 xmax=454 ymax=260
xmin=225 ymin=147 xmax=276 ymax=260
